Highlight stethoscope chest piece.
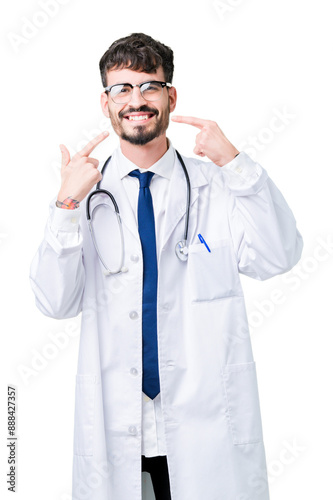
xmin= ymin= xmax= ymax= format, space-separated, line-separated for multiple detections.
xmin=175 ymin=240 xmax=189 ymax=261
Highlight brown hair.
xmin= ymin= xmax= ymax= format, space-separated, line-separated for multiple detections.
xmin=99 ymin=32 xmax=174 ymax=87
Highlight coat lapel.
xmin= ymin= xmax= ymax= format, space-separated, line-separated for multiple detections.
xmin=100 ymin=155 xmax=139 ymax=241
xmin=161 ymin=153 xmax=209 ymax=251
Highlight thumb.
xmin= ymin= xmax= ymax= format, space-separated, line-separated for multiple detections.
xmin=59 ymin=144 xmax=71 ymax=169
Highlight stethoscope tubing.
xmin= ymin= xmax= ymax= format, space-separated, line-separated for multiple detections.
xmin=86 ymin=150 xmax=191 ymax=273
xmin=175 ymin=150 xmax=191 ymax=243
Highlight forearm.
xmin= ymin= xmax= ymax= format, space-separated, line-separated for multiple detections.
xmin=223 ymin=153 xmax=303 ymax=279
xmin=29 ymin=199 xmax=85 ymax=318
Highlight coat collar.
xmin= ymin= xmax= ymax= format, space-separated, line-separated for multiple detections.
xmin=115 ymin=138 xmax=175 ymax=180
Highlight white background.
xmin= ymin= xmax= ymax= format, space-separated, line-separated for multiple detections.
xmin=1 ymin=0 xmax=332 ymax=498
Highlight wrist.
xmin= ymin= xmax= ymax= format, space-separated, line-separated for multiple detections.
xmin=56 ymin=196 xmax=80 ymax=210
xmin=218 ymin=149 xmax=240 ymax=167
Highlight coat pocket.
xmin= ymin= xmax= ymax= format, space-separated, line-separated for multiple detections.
xmin=187 ymin=239 xmax=241 ymax=302
xmin=222 ymin=362 xmax=263 ymax=445
xmin=73 ymin=374 xmax=96 ymax=456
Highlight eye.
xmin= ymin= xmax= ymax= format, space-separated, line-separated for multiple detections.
xmin=112 ymin=84 xmax=131 ymax=96
xmin=119 ymin=86 xmax=131 ymax=94
xmin=143 ymin=82 xmax=161 ymax=92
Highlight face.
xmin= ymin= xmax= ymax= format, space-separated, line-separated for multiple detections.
xmin=101 ymin=66 xmax=177 ymax=146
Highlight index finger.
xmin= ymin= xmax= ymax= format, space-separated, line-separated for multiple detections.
xmin=171 ymin=115 xmax=207 ymax=129
xmin=76 ymin=131 xmax=109 ymax=158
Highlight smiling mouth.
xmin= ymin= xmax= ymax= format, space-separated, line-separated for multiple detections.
xmin=123 ymin=113 xmax=155 ymax=122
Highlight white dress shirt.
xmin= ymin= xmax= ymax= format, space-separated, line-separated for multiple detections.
xmin=113 ymin=138 xmax=176 ymax=457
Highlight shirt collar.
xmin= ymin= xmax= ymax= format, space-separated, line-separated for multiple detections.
xmin=114 ymin=138 xmax=175 ymax=180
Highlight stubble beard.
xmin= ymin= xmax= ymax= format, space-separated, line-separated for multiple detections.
xmin=110 ymin=103 xmax=170 ymax=146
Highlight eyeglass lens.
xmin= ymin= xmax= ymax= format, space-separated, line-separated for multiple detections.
xmin=110 ymin=82 xmax=164 ymax=103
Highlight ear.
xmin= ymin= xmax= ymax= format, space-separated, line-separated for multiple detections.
xmin=168 ymin=86 xmax=177 ymax=113
xmin=101 ymin=92 xmax=110 ymax=118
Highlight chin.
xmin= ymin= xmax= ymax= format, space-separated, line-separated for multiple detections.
xmin=121 ymin=128 xmax=164 ymax=146
xmin=122 ymin=135 xmax=156 ymax=146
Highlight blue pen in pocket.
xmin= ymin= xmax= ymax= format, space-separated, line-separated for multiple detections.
xmin=198 ymin=234 xmax=211 ymax=252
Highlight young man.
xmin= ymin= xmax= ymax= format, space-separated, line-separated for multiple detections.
xmin=30 ymin=33 xmax=303 ymax=500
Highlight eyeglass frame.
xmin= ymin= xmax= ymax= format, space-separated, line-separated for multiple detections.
xmin=104 ymin=80 xmax=172 ymax=103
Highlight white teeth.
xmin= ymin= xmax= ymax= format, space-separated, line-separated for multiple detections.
xmin=128 ymin=114 xmax=150 ymax=121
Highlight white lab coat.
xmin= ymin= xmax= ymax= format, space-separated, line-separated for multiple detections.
xmin=30 ymin=148 xmax=303 ymax=500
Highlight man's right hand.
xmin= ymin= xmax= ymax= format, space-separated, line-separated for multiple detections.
xmin=57 ymin=130 xmax=109 ymax=206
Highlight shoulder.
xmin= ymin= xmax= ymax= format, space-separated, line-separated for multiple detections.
xmin=174 ymin=151 xmax=226 ymax=186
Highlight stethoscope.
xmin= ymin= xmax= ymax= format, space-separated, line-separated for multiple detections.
xmin=86 ymin=150 xmax=191 ymax=275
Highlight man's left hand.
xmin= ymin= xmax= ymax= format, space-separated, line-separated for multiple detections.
xmin=171 ymin=115 xmax=239 ymax=167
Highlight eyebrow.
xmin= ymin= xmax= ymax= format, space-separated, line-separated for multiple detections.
xmin=108 ymin=80 xmax=161 ymax=87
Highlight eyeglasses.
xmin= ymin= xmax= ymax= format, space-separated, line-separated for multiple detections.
xmin=104 ymin=81 xmax=172 ymax=104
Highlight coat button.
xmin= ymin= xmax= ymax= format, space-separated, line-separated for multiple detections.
xmin=130 ymin=368 xmax=138 ymax=376
xmin=129 ymin=311 xmax=139 ymax=320
xmin=128 ymin=426 xmax=137 ymax=435
xmin=130 ymin=254 xmax=139 ymax=263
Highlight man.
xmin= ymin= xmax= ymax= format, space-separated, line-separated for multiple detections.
xmin=30 ymin=33 xmax=303 ymax=500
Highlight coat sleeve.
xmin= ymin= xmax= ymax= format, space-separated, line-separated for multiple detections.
xmin=29 ymin=198 xmax=85 ymax=319
xmin=221 ymin=152 xmax=303 ymax=280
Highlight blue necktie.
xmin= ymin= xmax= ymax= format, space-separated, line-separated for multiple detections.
xmin=128 ymin=169 xmax=160 ymax=400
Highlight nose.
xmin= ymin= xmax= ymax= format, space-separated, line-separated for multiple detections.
xmin=127 ymin=85 xmax=147 ymax=107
